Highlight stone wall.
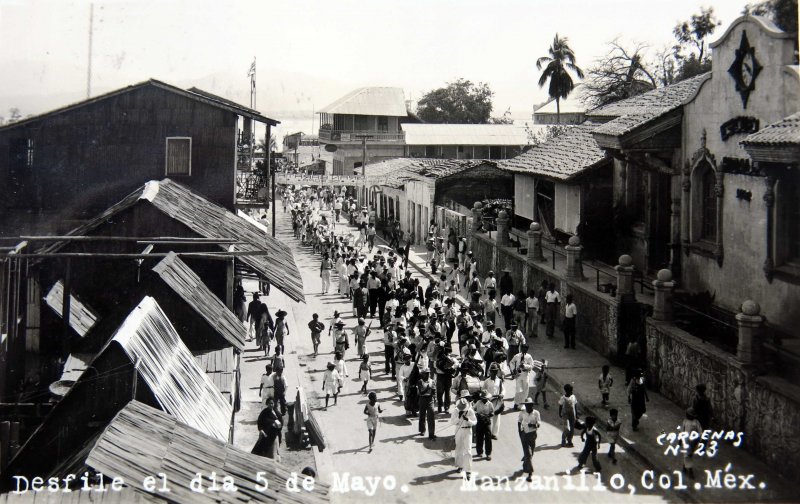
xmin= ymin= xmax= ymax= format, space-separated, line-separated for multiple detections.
xmin=472 ymin=233 xmax=621 ymax=360
xmin=645 ymin=319 xmax=800 ymax=479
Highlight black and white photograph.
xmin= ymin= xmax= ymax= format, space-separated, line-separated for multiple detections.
xmin=0 ymin=0 xmax=798 ymax=502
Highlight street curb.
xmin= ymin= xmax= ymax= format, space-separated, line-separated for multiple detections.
xmin=390 ymin=236 xmax=700 ymax=503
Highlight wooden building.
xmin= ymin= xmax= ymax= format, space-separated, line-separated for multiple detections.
xmin=499 ymin=124 xmax=614 ymax=260
xmin=0 ymin=79 xmax=279 ymax=241
xmin=3 ymin=400 xmax=329 ymax=503
xmin=6 ymin=297 xmax=233 ymax=480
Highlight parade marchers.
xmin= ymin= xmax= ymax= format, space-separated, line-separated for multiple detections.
xmin=274 ymin=185 xmax=685 ymax=485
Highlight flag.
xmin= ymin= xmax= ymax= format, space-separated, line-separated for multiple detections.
xmin=247 ymin=59 xmax=256 ymax=77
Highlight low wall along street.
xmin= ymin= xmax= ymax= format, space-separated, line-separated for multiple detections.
xmin=472 ymin=230 xmax=800 ymax=480
xmin=645 ymin=320 xmax=800 ymax=480
xmin=471 ymin=232 xmax=621 ymax=362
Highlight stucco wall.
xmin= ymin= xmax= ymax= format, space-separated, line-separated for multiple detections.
xmin=681 ymin=18 xmax=800 ymax=333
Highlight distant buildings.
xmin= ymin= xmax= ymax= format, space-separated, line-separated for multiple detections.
xmin=402 ymin=123 xmax=527 ymax=159
xmin=533 ymin=86 xmax=587 ymax=125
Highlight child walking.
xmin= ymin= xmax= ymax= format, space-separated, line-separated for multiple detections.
xmin=606 ymin=408 xmax=621 ymax=464
xmin=558 ymin=383 xmax=579 ymax=447
xmin=334 ymin=351 xmax=348 ymax=394
xmin=364 ymin=392 xmax=383 ymax=452
xmin=322 ymin=362 xmax=341 ymax=409
xmin=598 ymin=364 xmax=613 ymax=407
xmin=575 ymin=416 xmax=602 ymax=473
xmin=533 ymin=359 xmax=550 ymax=408
xmin=359 ymin=354 xmax=372 ymax=394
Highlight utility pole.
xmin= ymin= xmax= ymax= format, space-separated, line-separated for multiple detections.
xmin=268 ymin=124 xmax=275 ymax=237
xmin=87 ymin=4 xmax=94 ymax=98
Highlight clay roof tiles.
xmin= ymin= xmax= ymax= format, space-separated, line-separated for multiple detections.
xmin=741 ymin=112 xmax=800 ymax=146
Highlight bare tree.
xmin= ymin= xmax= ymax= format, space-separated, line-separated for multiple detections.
xmin=581 ymin=40 xmax=658 ymax=108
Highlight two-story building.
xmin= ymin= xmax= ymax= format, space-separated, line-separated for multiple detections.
xmin=402 ymin=123 xmax=528 ymax=159
xmin=317 ymin=87 xmax=409 ymax=175
xmin=0 ymin=79 xmax=279 ymax=242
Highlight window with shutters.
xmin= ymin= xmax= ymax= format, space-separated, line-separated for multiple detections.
xmin=165 ymin=137 xmax=191 ymax=176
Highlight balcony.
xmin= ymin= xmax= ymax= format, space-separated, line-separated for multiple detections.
xmin=318 ymin=128 xmax=405 ymax=143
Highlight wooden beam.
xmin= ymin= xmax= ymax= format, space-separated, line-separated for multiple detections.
xmin=18 ymin=251 xmax=269 ymax=260
xmin=19 ymin=236 xmax=239 ymax=243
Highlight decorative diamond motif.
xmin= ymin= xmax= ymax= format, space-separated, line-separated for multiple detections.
xmin=728 ymin=30 xmax=762 ymax=109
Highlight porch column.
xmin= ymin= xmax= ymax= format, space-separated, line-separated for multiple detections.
xmin=736 ymin=300 xmax=765 ymax=366
xmin=471 ymin=202 xmax=483 ymax=232
xmin=564 ymin=235 xmax=583 ymax=280
xmin=496 ymin=210 xmax=510 ymax=247
xmin=527 ymin=222 xmax=545 ymax=262
xmin=652 ymin=269 xmax=675 ymax=322
xmin=615 ymin=254 xmax=636 ymax=302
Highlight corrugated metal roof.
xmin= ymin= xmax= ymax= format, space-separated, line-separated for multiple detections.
xmin=107 ymin=296 xmax=233 ymax=441
xmin=497 ymin=125 xmax=609 ymax=180
xmin=152 ymin=252 xmax=247 ymax=350
xmin=44 ymin=280 xmax=99 ymax=337
xmin=37 ymin=179 xmax=304 ymax=302
xmin=319 ymin=87 xmax=408 ymax=116
xmin=741 ymin=112 xmax=800 ymax=146
xmin=401 ymin=123 xmax=529 ymax=146
xmin=588 ymin=74 xmax=708 ymax=137
xmin=79 ymin=400 xmax=329 ymax=503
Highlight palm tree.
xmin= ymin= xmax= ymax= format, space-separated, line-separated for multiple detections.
xmin=536 ymin=34 xmax=585 ymax=124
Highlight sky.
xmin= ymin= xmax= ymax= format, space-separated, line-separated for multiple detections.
xmin=0 ymin=0 xmax=748 ymax=126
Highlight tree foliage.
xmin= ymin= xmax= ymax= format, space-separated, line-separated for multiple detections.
xmin=581 ymin=40 xmax=658 ymax=108
xmin=743 ymin=0 xmax=798 ymax=34
xmin=671 ymin=7 xmax=721 ymax=81
xmin=416 ymin=79 xmax=494 ymax=124
xmin=536 ymin=34 xmax=584 ymax=123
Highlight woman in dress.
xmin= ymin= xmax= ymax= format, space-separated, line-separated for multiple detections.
xmin=274 ymin=310 xmax=289 ymax=351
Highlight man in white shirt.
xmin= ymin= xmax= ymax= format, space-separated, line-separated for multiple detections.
xmin=517 ymin=397 xmax=541 ymax=482
xmin=525 ymin=291 xmax=540 ymax=338
xmin=563 ymin=294 xmax=577 ymax=349
xmin=482 ymin=363 xmax=505 ymax=439
xmin=484 ymin=271 xmax=497 ymax=297
xmin=500 ymin=291 xmax=516 ymax=330
xmin=544 ymin=283 xmax=561 ymax=339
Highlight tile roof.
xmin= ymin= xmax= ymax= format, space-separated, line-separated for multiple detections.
xmin=365 ymin=158 xmax=485 ymax=187
xmin=497 ymin=125 xmax=608 ymax=180
xmin=44 ymin=280 xmax=99 ymax=337
xmin=0 ymin=79 xmax=278 ymax=133
xmin=151 ymin=252 xmax=247 ymax=349
xmin=319 ymin=87 xmax=408 ymax=116
xmin=741 ymin=112 xmax=800 ymax=146
xmin=63 ymin=400 xmax=329 ymax=503
xmin=588 ymin=74 xmax=709 ymax=137
xmin=37 ymin=179 xmax=304 ymax=302
xmin=401 ymin=124 xmax=529 ymax=146
xmin=101 ymin=296 xmax=233 ymax=441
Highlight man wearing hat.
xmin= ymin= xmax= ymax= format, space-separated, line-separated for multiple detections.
xmin=456 ymin=306 xmax=472 ymax=351
xmin=482 ymin=363 xmax=505 ymax=439
xmin=517 ymin=397 xmax=541 ymax=481
xmin=451 ymin=390 xmax=477 ymax=476
xmin=333 ymin=321 xmax=349 ymax=357
xmin=434 ymin=346 xmax=455 ymax=413
xmin=417 ymin=367 xmax=437 ymax=439
xmin=474 ymin=391 xmax=495 ymax=460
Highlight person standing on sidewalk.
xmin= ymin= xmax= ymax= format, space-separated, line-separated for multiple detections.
xmin=563 ymin=294 xmax=577 ymax=349
xmin=474 ymin=391 xmax=494 ymax=460
xmin=606 ymin=408 xmax=621 ymax=464
xmin=545 ymin=283 xmax=561 ymax=339
xmin=417 ymin=368 xmax=437 ymax=439
xmin=500 ymin=290 xmax=516 ymax=331
xmin=627 ymin=370 xmax=649 ymax=431
xmin=692 ymin=384 xmax=714 ymax=430
xmin=681 ymin=407 xmax=702 ymax=479
xmin=533 ymin=359 xmax=550 ymax=408
xmin=517 ymin=397 xmax=541 ymax=482
xmin=484 ymin=271 xmax=497 ymax=298
xmin=598 ymin=365 xmax=613 ymax=407
xmin=525 ymin=289 xmax=539 ymax=338
xmin=383 ymin=322 xmax=397 ymax=378
xmin=452 ymin=391 xmax=477 ymax=477
xmin=558 ymin=383 xmax=578 ymax=447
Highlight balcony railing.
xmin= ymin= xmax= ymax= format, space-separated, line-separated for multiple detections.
xmin=318 ymin=128 xmax=405 ymax=143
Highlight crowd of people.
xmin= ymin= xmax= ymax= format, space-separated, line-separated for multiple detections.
xmin=252 ymin=184 xmax=715 ymax=482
